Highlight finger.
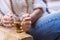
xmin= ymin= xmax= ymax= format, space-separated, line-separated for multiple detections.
xmin=2 ymin=16 xmax=8 ymax=21
xmin=25 ymin=14 xmax=30 ymax=17
xmin=21 ymin=21 xmax=31 ymax=32
xmin=8 ymin=18 xmax=13 ymax=21
xmin=2 ymin=20 xmax=13 ymax=24
xmin=21 ymin=14 xmax=26 ymax=20
xmin=23 ymin=14 xmax=30 ymax=17
xmin=21 ymin=21 xmax=31 ymax=25
xmin=21 ymin=25 xmax=30 ymax=29
xmin=7 ymin=16 xmax=13 ymax=21
xmin=21 ymin=14 xmax=30 ymax=20
xmin=21 ymin=24 xmax=30 ymax=32
xmin=3 ymin=24 xmax=13 ymax=28
xmin=23 ymin=17 xmax=31 ymax=21
xmin=2 ymin=16 xmax=12 ymax=21
xmin=5 ymin=14 xmax=13 ymax=20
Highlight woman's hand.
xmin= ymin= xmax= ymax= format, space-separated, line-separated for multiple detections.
xmin=1 ymin=14 xmax=14 ymax=28
xmin=21 ymin=14 xmax=31 ymax=32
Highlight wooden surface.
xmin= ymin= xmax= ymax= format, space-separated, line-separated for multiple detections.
xmin=0 ymin=26 xmax=33 ymax=40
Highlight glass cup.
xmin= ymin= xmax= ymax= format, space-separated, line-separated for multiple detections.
xmin=14 ymin=19 xmax=23 ymax=33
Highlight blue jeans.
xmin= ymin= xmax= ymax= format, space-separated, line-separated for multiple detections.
xmin=27 ymin=11 xmax=60 ymax=40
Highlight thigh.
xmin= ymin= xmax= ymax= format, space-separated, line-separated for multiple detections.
xmin=29 ymin=11 xmax=60 ymax=31
xmin=27 ymin=11 xmax=60 ymax=40
xmin=35 ymin=11 xmax=60 ymax=27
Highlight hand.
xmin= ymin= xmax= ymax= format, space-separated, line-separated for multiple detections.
xmin=1 ymin=14 xmax=14 ymax=28
xmin=21 ymin=14 xmax=31 ymax=32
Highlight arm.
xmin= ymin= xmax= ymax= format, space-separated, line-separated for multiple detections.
xmin=21 ymin=9 xmax=43 ymax=32
xmin=20 ymin=0 xmax=46 ymax=32
xmin=30 ymin=0 xmax=46 ymax=23
xmin=30 ymin=8 xmax=43 ymax=23
xmin=0 ymin=0 xmax=14 ymax=27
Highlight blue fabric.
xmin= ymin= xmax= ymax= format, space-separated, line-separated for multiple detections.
xmin=27 ymin=11 xmax=60 ymax=40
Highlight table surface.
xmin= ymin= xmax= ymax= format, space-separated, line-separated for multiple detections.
xmin=0 ymin=26 xmax=33 ymax=40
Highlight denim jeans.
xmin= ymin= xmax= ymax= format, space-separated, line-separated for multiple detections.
xmin=27 ymin=11 xmax=60 ymax=40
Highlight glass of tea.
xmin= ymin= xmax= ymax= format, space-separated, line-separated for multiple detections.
xmin=14 ymin=19 xmax=23 ymax=33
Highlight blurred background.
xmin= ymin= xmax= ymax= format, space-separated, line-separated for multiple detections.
xmin=47 ymin=0 xmax=60 ymax=13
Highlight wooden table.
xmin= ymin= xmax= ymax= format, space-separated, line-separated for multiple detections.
xmin=0 ymin=26 xmax=33 ymax=40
